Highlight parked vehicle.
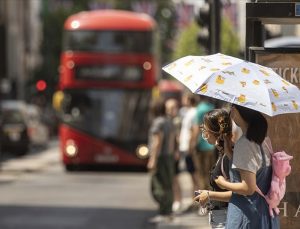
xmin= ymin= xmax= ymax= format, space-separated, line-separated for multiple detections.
xmin=26 ymin=104 xmax=50 ymax=148
xmin=0 ymin=100 xmax=30 ymax=155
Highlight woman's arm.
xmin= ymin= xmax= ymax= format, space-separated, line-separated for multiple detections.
xmin=147 ymin=133 xmax=162 ymax=170
xmin=194 ymin=190 xmax=232 ymax=206
xmin=215 ymin=169 xmax=257 ymax=196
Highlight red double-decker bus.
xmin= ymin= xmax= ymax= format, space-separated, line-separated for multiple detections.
xmin=56 ymin=10 xmax=159 ymax=171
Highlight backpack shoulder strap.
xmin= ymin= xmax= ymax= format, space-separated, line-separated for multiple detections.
xmin=264 ymin=137 xmax=274 ymax=155
xmin=256 ymin=185 xmax=266 ymax=199
xmin=256 ymin=138 xmax=273 ymax=199
xmin=256 ymin=146 xmax=267 ymax=198
xmin=221 ymin=154 xmax=228 ymax=180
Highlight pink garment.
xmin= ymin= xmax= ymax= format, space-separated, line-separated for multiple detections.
xmin=264 ymin=150 xmax=293 ymax=217
xmin=256 ymin=139 xmax=293 ymax=218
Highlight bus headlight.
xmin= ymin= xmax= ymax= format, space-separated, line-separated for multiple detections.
xmin=136 ymin=144 xmax=150 ymax=159
xmin=65 ymin=140 xmax=78 ymax=157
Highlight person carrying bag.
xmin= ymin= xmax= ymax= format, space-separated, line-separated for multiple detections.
xmin=208 ymin=153 xmax=229 ymax=228
xmin=194 ymin=108 xmax=233 ymax=228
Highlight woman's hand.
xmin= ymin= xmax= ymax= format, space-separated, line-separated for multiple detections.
xmin=193 ymin=190 xmax=209 ymax=206
xmin=215 ymin=176 xmax=227 ymax=189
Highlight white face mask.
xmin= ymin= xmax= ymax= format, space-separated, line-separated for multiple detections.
xmin=201 ymin=130 xmax=209 ymax=141
xmin=201 ymin=125 xmax=219 ymax=144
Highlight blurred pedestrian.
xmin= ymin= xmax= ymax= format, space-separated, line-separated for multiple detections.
xmin=190 ymin=96 xmax=215 ymax=191
xmin=172 ymin=93 xmax=199 ymax=212
xmin=148 ymin=99 xmax=176 ymax=223
xmin=165 ymin=98 xmax=182 ymax=213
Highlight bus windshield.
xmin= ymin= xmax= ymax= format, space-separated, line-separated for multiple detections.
xmin=63 ymin=30 xmax=153 ymax=53
xmin=60 ymin=89 xmax=151 ymax=142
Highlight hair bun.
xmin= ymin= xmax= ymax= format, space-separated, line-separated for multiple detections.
xmin=218 ymin=117 xmax=231 ymax=134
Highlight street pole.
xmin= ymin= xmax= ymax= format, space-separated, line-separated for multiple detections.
xmin=210 ymin=0 xmax=221 ymax=53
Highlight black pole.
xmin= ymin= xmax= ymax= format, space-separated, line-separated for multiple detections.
xmin=210 ymin=0 xmax=221 ymax=54
xmin=245 ymin=19 xmax=264 ymax=60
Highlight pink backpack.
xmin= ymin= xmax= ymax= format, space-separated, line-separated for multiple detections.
xmin=256 ymin=138 xmax=293 ymax=218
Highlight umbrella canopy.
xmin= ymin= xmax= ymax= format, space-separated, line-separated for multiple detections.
xmin=162 ymin=53 xmax=300 ymax=116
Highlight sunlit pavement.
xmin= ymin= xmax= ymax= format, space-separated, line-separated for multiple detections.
xmin=0 ymin=139 xmax=60 ymax=183
xmin=0 ymin=140 xmax=210 ymax=228
xmin=155 ymin=172 xmax=210 ymax=229
xmin=155 ymin=212 xmax=210 ymax=229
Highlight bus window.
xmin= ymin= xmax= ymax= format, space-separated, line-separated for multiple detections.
xmin=61 ymin=89 xmax=151 ymax=142
xmin=75 ymin=64 xmax=143 ymax=81
xmin=63 ymin=30 xmax=153 ymax=53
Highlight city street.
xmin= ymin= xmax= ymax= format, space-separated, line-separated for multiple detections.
xmin=2 ymin=1 xmax=300 ymax=228
xmin=0 ymin=140 xmax=157 ymax=229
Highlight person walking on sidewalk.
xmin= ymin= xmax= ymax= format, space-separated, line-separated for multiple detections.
xmin=196 ymin=105 xmax=280 ymax=228
xmin=148 ymin=99 xmax=176 ymax=223
xmin=165 ymin=98 xmax=182 ymax=213
xmin=175 ymin=93 xmax=199 ymax=211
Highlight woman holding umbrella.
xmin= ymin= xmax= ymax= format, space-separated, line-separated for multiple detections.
xmin=163 ymin=53 xmax=300 ymax=228
xmin=195 ymin=104 xmax=280 ymax=228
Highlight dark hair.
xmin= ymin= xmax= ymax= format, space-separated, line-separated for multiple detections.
xmin=233 ymin=105 xmax=267 ymax=145
xmin=187 ymin=94 xmax=197 ymax=106
xmin=150 ymin=99 xmax=166 ymax=118
xmin=204 ymin=109 xmax=232 ymax=135
xmin=203 ymin=109 xmax=232 ymax=149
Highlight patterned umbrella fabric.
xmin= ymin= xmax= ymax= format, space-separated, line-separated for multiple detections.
xmin=162 ymin=53 xmax=300 ymax=116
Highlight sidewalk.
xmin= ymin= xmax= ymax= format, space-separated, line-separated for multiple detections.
xmin=155 ymin=211 xmax=210 ymax=229
xmin=0 ymin=140 xmax=60 ymax=173
xmin=0 ymin=143 xmax=211 ymax=228
xmin=0 ymin=140 xmax=60 ymax=183
xmin=155 ymin=172 xmax=211 ymax=229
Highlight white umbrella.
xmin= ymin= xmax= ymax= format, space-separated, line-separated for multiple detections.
xmin=162 ymin=53 xmax=300 ymax=116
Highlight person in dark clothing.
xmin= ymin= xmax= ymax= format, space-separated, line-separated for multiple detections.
xmin=148 ymin=99 xmax=176 ymax=223
xmin=195 ymin=105 xmax=280 ymax=229
xmin=194 ymin=108 xmax=233 ymax=228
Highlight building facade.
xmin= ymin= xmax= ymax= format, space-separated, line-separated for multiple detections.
xmin=0 ymin=0 xmax=42 ymax=100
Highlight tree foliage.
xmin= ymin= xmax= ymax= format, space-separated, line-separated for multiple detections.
xmin=172 ymin=15 xmax=240 ymax=61
xmin=221 ymin=16 xmax=240 ymax=57
xmin=114 ymin=0 xmax=177 ymax=63
xmin=172 ymin=22 xmax=205 ymax=61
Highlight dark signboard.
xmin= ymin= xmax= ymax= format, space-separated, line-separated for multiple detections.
xmin=250 ymin=48 xmax=300 ymax=228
